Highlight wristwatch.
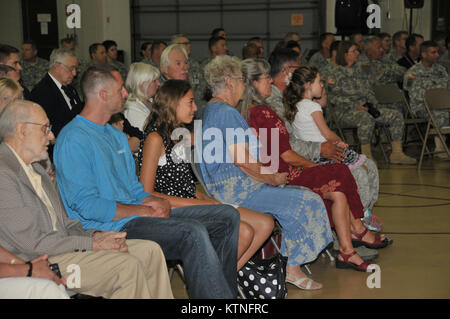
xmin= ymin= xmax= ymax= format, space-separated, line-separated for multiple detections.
xmin=25 ymin=261 xmax=33 ymax=277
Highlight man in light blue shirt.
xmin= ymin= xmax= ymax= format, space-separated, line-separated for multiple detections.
xmin=54 ymin=64 xmax=240 ymax=299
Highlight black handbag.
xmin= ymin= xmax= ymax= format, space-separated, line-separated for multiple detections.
xmin=237 ymin=253 xmax=288 ymax=299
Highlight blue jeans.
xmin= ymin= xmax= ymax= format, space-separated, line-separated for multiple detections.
xmin=120 ymin=204 xmax=239 ymax=299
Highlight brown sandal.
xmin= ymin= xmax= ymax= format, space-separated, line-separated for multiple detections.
xmin=351 ymin=228 xmax=390 ymax=249
xmin=336 ymin=251 xmax=371 ymax=272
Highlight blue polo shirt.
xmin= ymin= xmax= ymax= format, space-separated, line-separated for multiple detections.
xmin=54 ymin=115 xmax=150 ymax=232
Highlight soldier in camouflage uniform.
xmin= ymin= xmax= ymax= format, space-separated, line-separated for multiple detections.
xmin=103 ymin=40 xmax=129 ymax=82
xmin=20 ymin=41 xmax=49 ymax=91
xmin=403 ymin=41 xmax=450 ymax=158
xmin=386 ymin=31 xmax=409 ymax=64
xmin=141 ymin=40 xmax=167 ymax=68
xmin=357 ymin=37 xmax=407 ymax=114
xmin=266 ymin=48 xmax=380 ymax=213
xmin=328 ymin=41 xmax=415 ymax=164
xmin=308 ymin=33 xmax=335 ymax=70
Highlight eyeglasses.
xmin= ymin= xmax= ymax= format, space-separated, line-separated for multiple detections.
xmin=23 ymin=122 xmax=52 ymax=134
xmin=58 ymin=62 xmax=77 ymax=73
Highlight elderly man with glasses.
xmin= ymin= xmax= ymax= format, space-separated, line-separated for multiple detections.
xmin=30 ymin=48 xmax=83 ymax=143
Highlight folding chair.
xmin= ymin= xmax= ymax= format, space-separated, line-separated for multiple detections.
xmin=374 ymin=84 xmax=429 ymax=151
xmin=418 ymin=88 xmax=450 ymax=170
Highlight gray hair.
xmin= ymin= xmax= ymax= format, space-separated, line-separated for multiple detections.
xmin=239 ymin=58 xmax=271 ymax=120
xmin=204 ymin=55 xmax=242 ymax=96
xmin=170 ymin=34 xmax=187 ymax=44
xmin=49 ymin=48 xmax=77 ymax=69
xmin=159 ymin=44 xmax=188 ymax=71
xmin=364 ymin=36 xmax=381 ymax=53
xmin=0 ymin=100 xmax=36 ymax=141
xmin=125 ymin=62 xmax=160 ymax=102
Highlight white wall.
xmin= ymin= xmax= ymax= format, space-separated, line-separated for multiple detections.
xmin=57 ymin=0 xmax=131 ymax=66
xmin=0 ymin=0 xmax=131 ymax=66
xmin=326 ymin=0 xmax=433 ymax=39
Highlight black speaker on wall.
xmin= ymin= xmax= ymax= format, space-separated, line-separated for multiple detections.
xmin=335 ymin=0 xmax=369 ymax=36
xmin=404 ymin=0 xmax=425 ymax=9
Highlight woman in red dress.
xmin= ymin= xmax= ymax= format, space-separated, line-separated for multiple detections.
xmin=240 ymin=58 xmax=390 ymax=277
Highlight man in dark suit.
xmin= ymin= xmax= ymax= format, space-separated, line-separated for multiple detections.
xmin=30 ymin=48 xmax=83 ymax=139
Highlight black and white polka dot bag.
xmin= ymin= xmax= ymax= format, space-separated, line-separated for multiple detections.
xmin=238 ymin=253 xmax=288 ymax=299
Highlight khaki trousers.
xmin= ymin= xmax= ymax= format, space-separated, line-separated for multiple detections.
xmin=49 ymin=239 xmax=173 ymax=299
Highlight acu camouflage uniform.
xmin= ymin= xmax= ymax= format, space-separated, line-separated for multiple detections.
xmin=265 ymin=85 xmax=379 ymax=211
xmin=20 ymin=57 xmax=49 ymax=91
xmin=307 ymin=51 xmax=329 ymax=70
xmin=326 ymin=64 xmax=405 ymax=144
xmin=356 ymin=58 xmax=407 ymax=114
xmin=403 ymin=62 xmax=450 ymax=127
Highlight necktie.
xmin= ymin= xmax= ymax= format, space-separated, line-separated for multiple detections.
xmin=61 ymin=85 xmax=79 ymax=109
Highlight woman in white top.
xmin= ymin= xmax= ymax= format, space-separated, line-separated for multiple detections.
xmin=285 ymin=66 xmax=366 ymax=170
xmin=124 ymin=62 xmax=161 ymax=132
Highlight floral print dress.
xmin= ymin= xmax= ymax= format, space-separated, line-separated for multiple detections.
xmin=249 ymin=105 xmax=364 ymax=227
xmin=196 ymin=101 xmax=333 ymax=267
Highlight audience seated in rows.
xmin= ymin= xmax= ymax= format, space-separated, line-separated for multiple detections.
xmin=136 ymin=79 xmax=274 ymax=271
xmin=199 ymin=55 xmax=334 ymax=290
xmin=52 ymin=64 xmax=241 ymax=299
xmin=0 ymin=100 xmax=173 ymax=299
xmin=244 ymin=59 xmax=390 ymax=273
xmin=403 ymin=41 xmax=450 ymax=159
xmin=1 ymin=26 xmax=449 ymax=298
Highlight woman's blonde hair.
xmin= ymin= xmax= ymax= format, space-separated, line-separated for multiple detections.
xmin=125 ymin=62 xmax=160 ymax=103
xmin=203 ymin=55 xmax=242 ymax=97
xmin=0 ymin=77 xmax=23 ymax=113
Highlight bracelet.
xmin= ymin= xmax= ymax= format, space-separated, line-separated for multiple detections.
xmin=25 ymin=261 xmax=33 ymax=277
xmin=9 ymin=258 xmax=17 ymax=265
